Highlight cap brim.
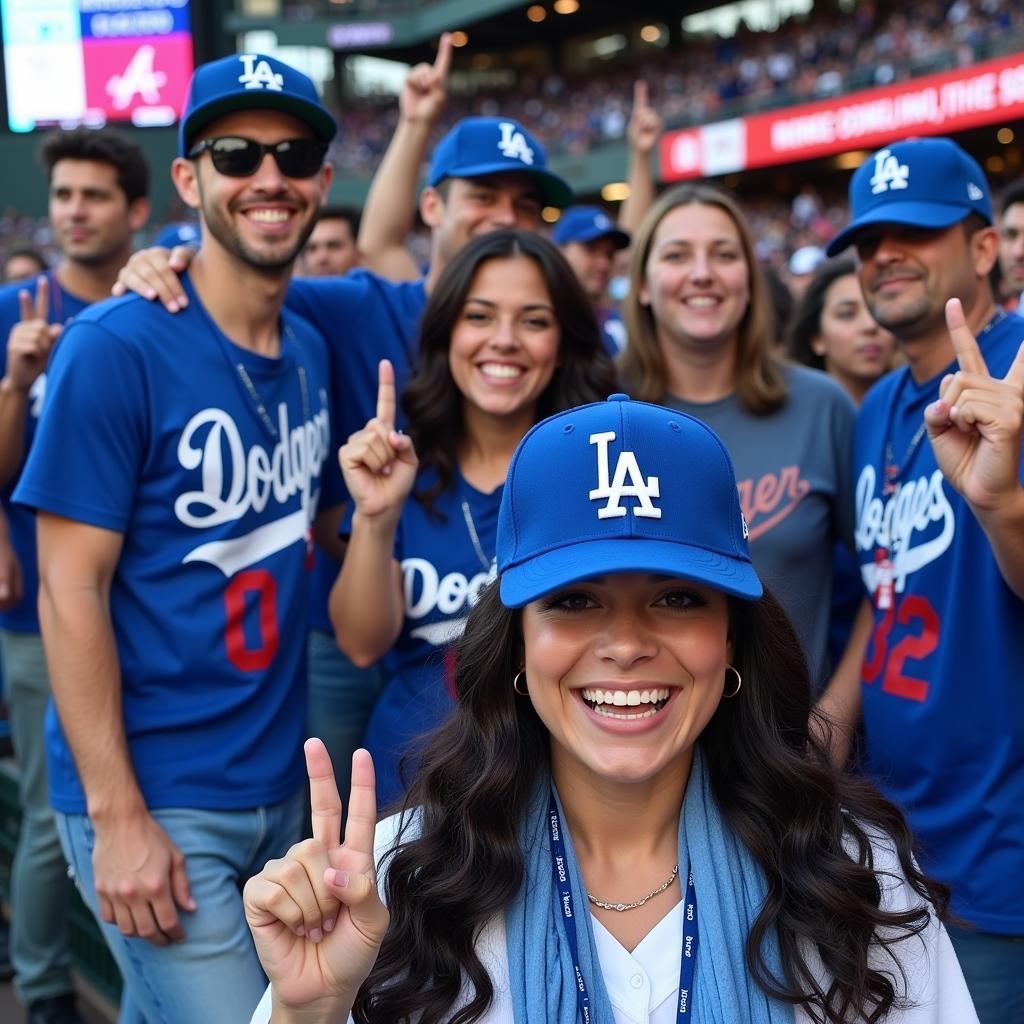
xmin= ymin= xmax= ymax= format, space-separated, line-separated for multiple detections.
xmin=825 ymin=201 xmax=971 ymax=257
xmin=436 ymin=161 xmax=574 ymax=208
xmin=181 ymin=94 xmax=337 ymax=155
xmin=556 ymin=226 xmax=631 ymax=248
xmin=499 ymin=536 xmax=763 ymax=608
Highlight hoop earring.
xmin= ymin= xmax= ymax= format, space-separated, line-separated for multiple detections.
xmin=722 ymin=665 xmax=742 ymax=699
xmin=513 ymin=670 xmax=529 ymax=696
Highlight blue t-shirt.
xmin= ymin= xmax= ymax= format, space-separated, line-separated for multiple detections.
xmin=0 ymin=273 xmax=90 ymax=633
xmin=345 ymin=467 xmax=500 ymax=804
xmin=853 ymin=310 xmax=1024 ymax=933
xmin=287 ymin=270 xmax=429 ymax=632
xmin=14 ymin=275 xmax=342 ymax=813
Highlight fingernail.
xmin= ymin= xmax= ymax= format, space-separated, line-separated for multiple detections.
xmin=168 ymin=301 xmax=179 ymax=312
xmin=330 ymin=869 xmax=349 ymax=888
xmin=295 ymin=924 xmax=305 ymax=936
xmin=323 ymin=916 xmax=337 ymax=933
xmin=145 ymin=289 xmax=156 ymax=300
xmin=309 ymin=926 xmax=323 ymax=943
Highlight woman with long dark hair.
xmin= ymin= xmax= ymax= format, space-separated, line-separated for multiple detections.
xmin=329 ymin=228 xmax=616 ymax=804
xmin=245 ymin=396 xmax=974 ymax=1024
xmin=619 ymin=183 xmax=856 ymax=687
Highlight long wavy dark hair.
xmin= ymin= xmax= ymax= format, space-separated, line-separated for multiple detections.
xmin=353 ymin=583 xmax=949 ymax=1024
xmin=787 ymin=256 xmax=858 ymax=371
xmin=401 ymin=228 xmax=618 ymax=516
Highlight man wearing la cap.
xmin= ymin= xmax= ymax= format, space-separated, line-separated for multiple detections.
xmin=14 ymin=53 xmax=343 ymax=1022
xmin=553 ymin=205 xmax=631 ymax=355
xmin=820 ymin=136 xmax=1024 ymax=1021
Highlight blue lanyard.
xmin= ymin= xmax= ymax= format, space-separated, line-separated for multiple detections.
xmin=547 ymin=792 xmax=699 ymax=1023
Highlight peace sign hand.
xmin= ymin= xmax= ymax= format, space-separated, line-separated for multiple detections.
xmin=923 ymin=298 xmax=1024 ymax=513
xmin=5 ymin=276 xmax=62 ymax=393
xmin=338 ymin=359 xmax=419 ymax=521
xmin=400 ymin=32 xmax=453 ymax=125
xmin=243 ymin=741 xmax=388 ymax=1018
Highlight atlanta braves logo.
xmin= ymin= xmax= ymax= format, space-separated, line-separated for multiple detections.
xmin=589 ymin=430 xmax=661 ymax=519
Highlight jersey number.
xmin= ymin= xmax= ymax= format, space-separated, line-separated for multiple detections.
xmin=862 ymin=594 xmax=939 ymax=702
xmin=224 ymin=569 xmax=280 ymax=672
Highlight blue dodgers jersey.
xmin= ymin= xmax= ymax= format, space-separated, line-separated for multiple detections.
xmin=344 ymin=468 xmax=500 ymax=802
xmin=15 ymin=274 xmax=342 ymax=813
xmin=0 ymin=274 xmax=90 ymax=633
xmin=853 ymin=311 xmax=1024 ymax=933
xmin=287 ymin=270 xmax=429 ymax=632
xmin=598 ymin=307 xmax=627 ymax=356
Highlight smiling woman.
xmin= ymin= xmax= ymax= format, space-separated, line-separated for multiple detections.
xmin=328 ymin=228 xmax=617 ymax=805
xmin=245 ymin=396 xmax=976 ymax=1024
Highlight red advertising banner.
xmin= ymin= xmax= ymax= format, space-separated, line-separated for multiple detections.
xmin=660 ymin=51 xmax=1024 ymax=181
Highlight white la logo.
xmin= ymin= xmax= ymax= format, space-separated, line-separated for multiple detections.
xmin=869 ymin=148 xmax=909 ymax=195
xmin=237 ymin=54 xmax=283 ymax=92
xmin=497 ymin=122 xmax=534 ymax=166
xmin=589 ymin=431 xmax=661 ymax=519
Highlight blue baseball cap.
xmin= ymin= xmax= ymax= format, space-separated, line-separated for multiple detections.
xmin=428 ymin=117 xmax=573 ymax=209
xmin=155 ymin=221 xmax=200 ymax=249
xmin=552 ymin=205 xmax=630 ymax=248
xmin=826 ymin=137 xmax=992 ymax=256
xmin=179 ymin=53 xmax=337 ymax=157
xmin=497 ymin=394 xmax=762 ymax=608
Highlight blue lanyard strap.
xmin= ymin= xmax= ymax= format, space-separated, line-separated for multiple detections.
xmin=547 ymin=791 xmax=699 ymax=1023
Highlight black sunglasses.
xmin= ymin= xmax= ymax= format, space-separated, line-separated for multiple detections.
xmin=188 ymin=136 xmax=329 ymax=178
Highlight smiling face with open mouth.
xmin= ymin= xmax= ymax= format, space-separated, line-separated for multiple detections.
xmin=520 ymin=572 xmax=732 ymax=788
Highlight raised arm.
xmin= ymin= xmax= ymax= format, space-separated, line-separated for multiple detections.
xmin=357 ymin=34 xmax=453 ymax=281
xmin=924 ymin=298 xmax=1024 ymax=596
xmin=329 ymin=360 xmax=416 ymax=665
xmin=37 ymin=513 xmax=195 ymax=945
xmin=618 ymin=80 xmax=663 ymax=238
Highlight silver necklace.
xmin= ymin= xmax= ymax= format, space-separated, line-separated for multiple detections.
xmin=586 ymin=863 xmax=679 ymax=913
xmin=461 ymin=500 xmax=492 ymax=571
xmin=234 ymin=326 xmax=310 ymax=440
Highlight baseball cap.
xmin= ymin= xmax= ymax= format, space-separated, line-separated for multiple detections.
xmin=155 ymin=221 xmax=200 ymax=249
xmin=553 ymin=205 xmax=630 ymax=248
xmin=497 ymin=394 xmax=762 ymax=608
xmin=428 ymin=117 xmax=573 ymax=209
xmin=826 ymin=137 xmax=992 ymax=256
xmin=179 ymin=53 xmax=337 ymax=157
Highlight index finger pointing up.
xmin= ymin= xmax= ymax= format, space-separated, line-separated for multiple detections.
xmin=305 ymin=737 xmax=342 ymax=851
xmin=945 ymin=297 xmax=989 ymax=376
xmin=434 ymin=32 xmax=453 ymax=79
xmin=376 ymin=358 xmax=397 ymax=426
xmin=633 ymin=79 xmax=649 ymax=110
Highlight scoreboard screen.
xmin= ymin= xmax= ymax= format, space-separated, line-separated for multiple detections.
xmin=1 ymin=0 xmax=193 ymax=132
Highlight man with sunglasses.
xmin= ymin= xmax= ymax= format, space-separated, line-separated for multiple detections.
xmin=14 ymin=54 xmax=344 ymax=1023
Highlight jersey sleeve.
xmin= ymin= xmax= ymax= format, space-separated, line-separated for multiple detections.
xmin=13 ymin=319 xmax=148 ymax=532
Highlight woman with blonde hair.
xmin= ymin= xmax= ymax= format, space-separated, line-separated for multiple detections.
xmin=619 ymin=183 xmax=856 ymax=685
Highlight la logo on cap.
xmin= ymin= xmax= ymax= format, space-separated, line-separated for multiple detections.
xmin=237 ymin=54 xmax=283 ymax=92
xmin=589 ymin=431 xmax=661 ymax=520
xmin=869 ymin=148 xmax=909 ymax=195
xmin=497 ymin=122 xmax=534 ymax=166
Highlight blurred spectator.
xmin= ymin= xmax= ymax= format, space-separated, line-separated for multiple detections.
xmin=997 ymin=179 xmax=1024 ymax=310
xmin=298 ymin=205 xmax=361 ymax=277
xmin=2 ymin=249 xmax=47 ymax=285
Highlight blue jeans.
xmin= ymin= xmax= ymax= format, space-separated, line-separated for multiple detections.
xmin=306 ymin=629 xmax=384 ymax=803
xmin=55 ymin=794 xmax=302 ymax=1024
xmin=0 ymin=629 xmax=74 ymax=1006
xmin=947 ymin=926 xmax=1024 ymax=1024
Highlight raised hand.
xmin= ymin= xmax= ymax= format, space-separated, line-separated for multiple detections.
xmin=338 ymin=359 xmax=418 ymax=520
xmin=627 ymin=80 xmax=663 ymax=155
xmin=400 ymin=32 xmax=453 ymax=125
xmin=244 ymin=740 xmax=388 ymax=1017
xmin=111 ymin=246 xmax=194 ymax=313
xmin=924 ymin=298 xmax=1024 ymax=513
xmin=5 ymin=276 xmax=62 ymax=393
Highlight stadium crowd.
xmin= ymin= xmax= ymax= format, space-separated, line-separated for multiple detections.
xmin=0 ymin=10 xmax=1022 ymax=1024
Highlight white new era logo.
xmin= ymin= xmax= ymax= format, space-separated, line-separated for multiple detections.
xmin=589 ymin=431 xmax=661 ymax=520
xmin=237 ymin=55 xmax=283 ymax=92
xmin=497 ymin=122 xmax=534 ymax=166
xmin=869 ymin=148 xmax=909 ymax=195
xmin=967 ymin=182 xmax=984 ymax=201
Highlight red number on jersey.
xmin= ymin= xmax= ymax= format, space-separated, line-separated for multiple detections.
xmin=862 ymin=593 xmax=938 ymax=703
xmin=224 ymin=569 xmax=280 ymax=672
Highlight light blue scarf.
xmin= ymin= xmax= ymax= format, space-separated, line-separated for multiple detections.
xmin=505 ymin=747 xmax=795 ymax=1023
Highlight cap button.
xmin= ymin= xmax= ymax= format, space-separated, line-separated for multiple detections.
xmin=607 ymin=393 xmax=630 ymax=402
